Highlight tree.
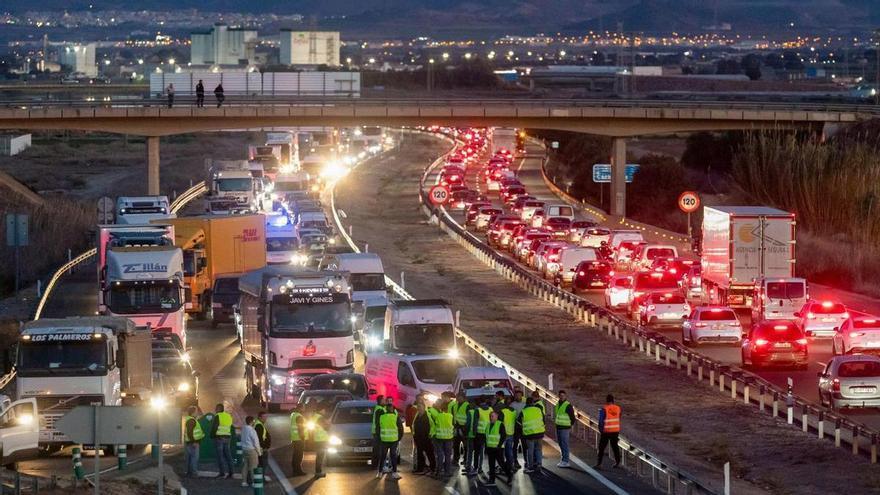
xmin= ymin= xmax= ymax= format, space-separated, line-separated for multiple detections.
xmin=716 ymin=59 xmax=741 ymax=75
xmin=742 ymin=54 xmax=762 ymax=80
xmin=782 ymin=51 xmax=804 ymax=71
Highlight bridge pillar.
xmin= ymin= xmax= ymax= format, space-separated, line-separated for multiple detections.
xmin=146 ymin=136 xmax=160 ymax=195
xmin=610 ymin=137 xmax=627 ymax=217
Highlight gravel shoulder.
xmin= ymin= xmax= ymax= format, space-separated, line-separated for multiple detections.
xmin=335 ymin=134 xmax=880 ymax=495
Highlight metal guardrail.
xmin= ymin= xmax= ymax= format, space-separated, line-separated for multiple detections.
xmin=0 ymin=96 xmax=877 ymax=115
xmin=423 ymin=130 xmax=880 ymax=476
xmin=414 ymin=134 xmax=721 ymax=494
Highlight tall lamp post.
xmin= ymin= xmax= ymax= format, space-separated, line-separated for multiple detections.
xmin=427 ymin=58 xmax=435 ymax=92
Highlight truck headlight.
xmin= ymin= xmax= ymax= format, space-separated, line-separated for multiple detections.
xmin=329 ymin=435 xmax=342 ymax=446
xmin=448 ymin=348 xmax=460 ymax=359
xmin=271 ymin=374 xmax=286 ymax=386
xmin=367 ymin=335 xmax=381 ymax=349
xmin=17 ymin=414 xmax=33 ymax=426
xmin=177 ymin=382 xmax=191 ymax=392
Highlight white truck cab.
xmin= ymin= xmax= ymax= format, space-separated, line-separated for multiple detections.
xmin=320 ymin=253 xmax=387 ymax=304
xmin=115 ymin=196 xmax=174 ymax=225
xmin=383 ymin=300 xmax=457 ymax=355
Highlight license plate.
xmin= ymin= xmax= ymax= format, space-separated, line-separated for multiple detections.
xmin=354 ymin=447 xmax=372 ymax=453
xmin=662 ymin=313 xmax=679 ymax=319
xmin=774 ymin=342 xmax=792 ymax=348
xmin=821 ymin=318 xmax=835 ymax=322
xmin=851 ymin=387 xmax=877 ymax=395
xmin=591 ymin=282 xmax=604 ymax=286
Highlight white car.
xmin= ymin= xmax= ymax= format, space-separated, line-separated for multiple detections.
xmin=474 ymin=207 xmax=502 ymax=231
xmin=639 ymin=292 xmax=690 ymax=328
xmin=833 ymin=316 xmax=880 ymax=356
xmin=579 ymin=228 xmax=611 ymax=248
xmin=795 ymin=300 xmax=849 ymax=338
xmin=604 ymin=275 xmax=633 ymax=310
xmin=520 ymin=201 xmax=546 ymax=221
xmin=534 ymin=242 xmax=567 ymax=274
xmin=682 ymin=306 xmax=743 ymax=345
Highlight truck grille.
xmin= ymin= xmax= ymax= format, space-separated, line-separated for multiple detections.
xmin=35 ymin=395 xmax=104 ymax=413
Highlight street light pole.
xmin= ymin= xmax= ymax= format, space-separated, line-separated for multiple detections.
xmin=427 ymin=58 xmax=435 ymax=92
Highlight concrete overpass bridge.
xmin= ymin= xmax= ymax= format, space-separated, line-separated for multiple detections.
xmin=0 ymin=97 xmax=874 ymax=215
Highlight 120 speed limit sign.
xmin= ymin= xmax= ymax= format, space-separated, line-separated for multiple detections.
xmin=429 ymin=185 xmax=450 ymax=205
xmin=678 ymin=191 xmax=700 ymax=213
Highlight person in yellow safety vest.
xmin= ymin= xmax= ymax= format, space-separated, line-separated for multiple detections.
xmin=500 ymin=397 xmax=518 ymax=474
xmin=554 ymin=390 xmax=576 ymax=469
xmin=376 ymin=398 xmax=403 ymax=480
xmin=182 ymin=405 xmax=204 ymax=478
xmin=413 ymin=399 xmax=436 ymax=474
xmin=209 ymin=403 xmax=234 ymax=479
xmin=517 ymin=397 xmax=546 ymax=474
xmin=462 ymin=400 xmax=478 ymax=476
xmin=443 ymin=391 xmax=458 ymax=416
xmin=433 ymin=399 xmax=455 ymax=478
xmin=595 ymin=394 xmax=622 ymax=469
xmin=253 ymin=411 xmax=272 ymax=481
xmin=309 ymin=405 xmax=331 ymax=479
xmin=484 ymin=411 xmax=511 ymax=486
xmin=452 ymin=390 xmax=469 ymax=465
xmin=530 ymin=390 xmax=546 ymax=417
xmin=289 ymin=404 xmax=307 ymax=477
xmin=471 ymin=398 xmax=492 ymax=476
xmin=370 ymin=395 xmax=385 ymax=470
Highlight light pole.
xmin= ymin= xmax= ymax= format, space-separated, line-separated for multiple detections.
xmin=427 ymin=58 xmax=435 ymax=92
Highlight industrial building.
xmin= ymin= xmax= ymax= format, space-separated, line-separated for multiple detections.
xmin=280 ymin=31 xmax=340 ymax=66
xmin=58 ymin=43 xmax=97 ymax=77
xmin=190 ymin=23 xmax=258 ymax=66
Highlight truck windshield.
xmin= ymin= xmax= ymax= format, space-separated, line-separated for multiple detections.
xmin=267 ymin=238 xmax=298 ymax=252
xmin=394 ymin=324 xmax=454 ymax=351
xmin=271 ymin=294 xmax=351 ymax=337
xmin=216 ymin=178 xmax=252 ymax=192
xmin=350 ymin=274 xmax=386 ymax=292
xmin=767 ymin=282 xmax=805 ymax=300
xmin=17 ymin=341 xmax=107 ymax=376
xmin=108 ymin=281 xmax=182 ymax=314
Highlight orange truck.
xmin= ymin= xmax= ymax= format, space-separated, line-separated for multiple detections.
xmin=160 ymin=214 xmax=267 ymax=319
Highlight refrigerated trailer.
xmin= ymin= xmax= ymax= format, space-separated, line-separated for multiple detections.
xmin=701 ymin=206 xmax=806 ymax=318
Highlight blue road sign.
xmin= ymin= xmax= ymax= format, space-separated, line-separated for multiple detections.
xmin=592 ymin=164 xmax=639 ymax=183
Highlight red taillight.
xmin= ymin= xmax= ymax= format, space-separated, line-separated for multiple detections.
xmin=303 ymin=343 xmax=317 ymax=356
xmin=832 ymin=378 xmax=840 ymax=392
xmin=754 ymin=339 xmax=769 ymax=346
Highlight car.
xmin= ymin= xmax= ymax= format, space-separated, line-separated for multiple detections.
xmin=629 ymin=271 xmax=682 ymax=316
xmin=795 ymin=300 xmax=849 ymax=338
xmin=210 ymin=275 xmax=240 ymax=328
xmin=545 ymin=205 xmax=575 ymax=222
xmin=521 ymin=236 xmax=551 ymax=264
xmin=818 ymin=355 xmax=880 ymax=410
xmin=656 ymin=257 xmax=696 ymax=280
xmin=510 ymin=196 xmax=538 ymax=214
xmin=682 ymin=306 xmax=743 ymax=345
xmin=551 ymin=246 xmax=599 ymax=284
xmin=571 ymin=260 xmax=613 ymax=293
xmin=529 ymin=209 xmax=546 ymax=228
xmin=450 ymin=190 xmax=480 ymax=210
xmin=613 ymin=240 xmax=646 ymax=267
xmin=579 ymin=227 xmax=612 ymax=248
xmin=632 ymin=244 xmax=679 ymax=270
xmin=681 ymin=264 xmax=702 ymax=298
xmin=513 ymin=230 xmax=550 ymax=259
xmin=741 ymin=320 xmax=809 ymax=370
xmin=605 ymin=275 xmax=633 ymax=309
xmin=544 ymin=217 xmax=572 ymax=237
xmin=833 ymin=316 xmax=880 ymax=356
xmin=533 ymin=241 xmax=567 ymax=272
xmin=465 ymin=201 xmax=492 ymax=226
xmin=487 ymin=217 xmax=522 ymax=247
xmin=326 ymin=400 xmax=378 ymax=464
xmin=309 ymin=373 xmax=372 ymax=399
xmin=152 ymin=353 xmax=200 ymax=407
xmin=568 ymin=221 xmax=598 ymax=244
xmin=474 ymin=207 xmax=503 ymax=231
xmin=151 ymin=329 xmax=185 ymax=353
xmin=298 ymin=389 xmax=356 ymax=416
xmin=519 ymin=200 xmax=546 ymax=221
xmin=638 ymin=292 xmax=690 ymax=328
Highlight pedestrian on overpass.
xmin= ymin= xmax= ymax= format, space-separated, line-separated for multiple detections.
xmin=166 ymin=83 xmax=174 ymax=108
xmin=595 ymin=394 xmax=621 ymax=469
xmin=310 ymin=405 xmax=330 ymax=479
xmin=210 ymin=403 xmax=234 ymax=479
xmin=289 ymin=404 xmax=307 ymax=477
xmin=518 ymin=397 xmax=546 ymax=474
xmin=370 ymin=394 xmax=385 ymax=468
xmin=254 ymin=411 xmax=272 ymax=481
xmin=555 ymin=390 xmax=576 ymax=468
xmin=182 ymin=405 xmax=204 ymax=478
xmin=195 ymin=79 xmax=205 ymax=108
xmin=484 ymin=410 xmax=511 ymax=486
xmin=214 ymin=83 xmax=225 ymax=107
xmin=239 ymin=416 xmax=262 ymax=488
xmin=376 ymin=398 xmax=403 ymax=480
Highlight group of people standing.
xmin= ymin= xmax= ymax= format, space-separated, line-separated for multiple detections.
xmin=165 ymin=79 xmax=225 ymax=108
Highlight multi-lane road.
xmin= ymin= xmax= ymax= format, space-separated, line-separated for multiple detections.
xmin=451 ymin=139 xmax=880 ymax=432
xmin=24 ymin=149 xmax=641 ymax=495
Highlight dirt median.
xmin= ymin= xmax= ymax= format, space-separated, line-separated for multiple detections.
xmin=334 ymin=134 xmax=880 ymax=495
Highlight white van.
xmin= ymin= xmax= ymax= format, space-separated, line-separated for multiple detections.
xmin=321 ymin=253 xmax=387 ymax=304
xmin=609 ymin=230 xmax=645 ymax=250
xmin=115 ymin=196 xmax=174 ymax=225
xmin=295 ymin=211 xmax=330 ymax=236
xmin=633 ymin=244 xmax=679 ymax=269
xmin=364 ymin=353 xmax=467 ymax=409
xmin=545 ymin=204 xmax=575 ymax=221
xmin=552 ymin=246 xmax=599 ymax=283
xmin=519 ymin=200 xmax=546 ymax=221
xmin=452 ymin=367 xmax=514 ymax=398
xmin=383 ymin=299 xmax=457 ymax=354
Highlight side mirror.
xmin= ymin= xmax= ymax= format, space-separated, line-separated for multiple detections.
xmin=368 ymin=388 xmax=377 ymax=396
xmin=116 ymin=349 xmax=126 ymax=369
xmin=257 ymin=316 xmax=265 ymax=333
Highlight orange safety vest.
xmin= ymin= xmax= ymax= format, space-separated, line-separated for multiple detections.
xmin=602 ymin=404 xmax=621 ymax=433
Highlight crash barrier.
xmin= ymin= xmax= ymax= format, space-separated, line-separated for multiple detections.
xmin=420 ymin=131 xmax=880 ymax=471
xmin=170 ymin=181 xmax=207 ymax=214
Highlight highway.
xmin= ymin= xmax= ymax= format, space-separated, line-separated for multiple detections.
xmin=445 ymin=138 xmax=880 ymax=434
xmin=22 ymin=150 xmax=639 ymax=495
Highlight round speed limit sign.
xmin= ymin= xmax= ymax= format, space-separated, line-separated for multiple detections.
xmin=429 ymin=185 xmax=451 ymax=205
xmin=678 ymin=191 xmax=700 ymax=213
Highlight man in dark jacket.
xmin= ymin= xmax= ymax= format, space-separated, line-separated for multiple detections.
xmin=214 ymin=83 xmax=225 ymax=107
xmin=254 ymin=411 xmax=272 ymax=480
xmin=195 ymin=79 xmax=205 ymax=107
xmin=412 ymin=399 xmax=435 ymax=474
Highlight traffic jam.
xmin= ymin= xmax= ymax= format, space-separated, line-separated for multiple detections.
xmin=428 ymin=126 xmax=880 ymax=415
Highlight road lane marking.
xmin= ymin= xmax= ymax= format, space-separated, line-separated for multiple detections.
xmin=542 ymin=437 xmax=629 ymax=495
xmin=269 ymin=453 xmax=297 ymax=495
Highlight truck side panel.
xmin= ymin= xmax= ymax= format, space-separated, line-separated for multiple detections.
xmin=240 ymin=292 xmax=263 ymax=362
xmin=206 ymin=215 xmax=267 ymax=280
xmin=761 ymin=216 xmax=796 ymax=279
xmin=729 ymin=216 xmax=766 ymax=285
xmin=700 ymin=207 xmax=732 ymax=288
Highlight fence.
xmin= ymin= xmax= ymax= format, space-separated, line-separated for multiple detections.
xmin=421 ymin=130 xmax=880 ymax=471
xmin=149 ymin=71 xmax=361 ymax=98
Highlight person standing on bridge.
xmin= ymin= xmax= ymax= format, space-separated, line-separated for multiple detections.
xmin=214 ymin=83 xmax=225 ymax=107
xmin=555 ymin=390 xmax=576 ymax=468
xmin=195 ymin=79 xmax=205 ymax=108
xmin=254 ymin=411 xmax=272 ymax=481
xmin=210 ymin=403 xmax=234 ymax=479
xmin=166 ymin=83 xmax=174 ymax=108
xmin=289 ymin=403 xmax=307 ymax=477
xmin=595 ymin=394 xmax=621 ymax=469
